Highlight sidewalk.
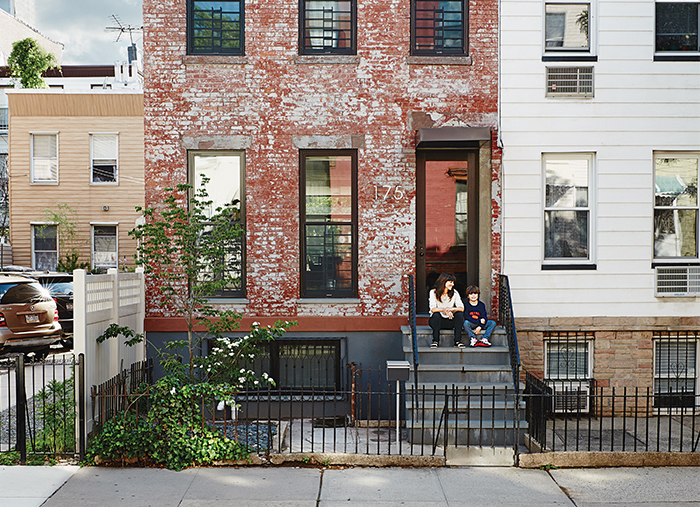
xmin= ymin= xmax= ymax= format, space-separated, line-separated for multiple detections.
xmin=2 ymin=465 xmax=700 ymax=507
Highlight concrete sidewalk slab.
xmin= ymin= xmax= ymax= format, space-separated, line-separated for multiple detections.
xmin=0 ymin=465 xmax=78 ymax=507
xmin=437 ymin=467 xmax=572 ymax=506
xmin=550 ymin=467 xmax=700 ymax=506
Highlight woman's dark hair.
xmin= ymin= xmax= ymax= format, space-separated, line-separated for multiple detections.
xmin=434 ymin=273 xmax=456 ymax=299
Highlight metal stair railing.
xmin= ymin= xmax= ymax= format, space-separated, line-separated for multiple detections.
xmin=498 ymin=274 xmax=521 ymax=395
xmin=407 ymin=274 xmax=420 ymax=417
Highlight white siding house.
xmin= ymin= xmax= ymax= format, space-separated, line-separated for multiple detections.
xmin=500 ymin=0 xmax=700 ymax=398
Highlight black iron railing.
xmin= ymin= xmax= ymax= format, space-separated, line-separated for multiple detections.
xmin=407 ymin=274 xmax=420 ymax=408
xmin=498 ymin=275 xmax=521 ymax=394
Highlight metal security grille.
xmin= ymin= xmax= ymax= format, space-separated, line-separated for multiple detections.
xmin=301 ymin=1 xmax=354 ymax=53
xmin=413 ymin=0 xmax=466 ymax=55
xmin=190 ymin=0 xmax=243 ymax=55
xmin=655 ymin=266 xmax=700 ymax=297
xmin=546 ymin=67 xmax=594 ymax=97
xmin=654 ymin=332 xmax=698 ymax=410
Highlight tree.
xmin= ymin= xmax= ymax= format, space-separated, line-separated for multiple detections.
xmin=43 ymin=203 xmax=90 ymax=272
xmin=7 ymin=38 xmax=60 ymax=89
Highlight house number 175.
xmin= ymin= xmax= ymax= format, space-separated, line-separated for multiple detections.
xmin=374 ymin=185 xmax=405 ymax=201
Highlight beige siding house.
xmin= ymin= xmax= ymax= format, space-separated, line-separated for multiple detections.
xmin=7 ymin=90 xmax=143 ymax=271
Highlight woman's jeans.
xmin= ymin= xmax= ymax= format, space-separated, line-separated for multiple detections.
xmin=428 ymin=311 xmax=465 ymax=345
xmin=464 ymin=319 xmax=496 ymax=342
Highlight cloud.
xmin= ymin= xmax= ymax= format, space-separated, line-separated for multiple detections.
xmin=34 ymin=0 xmax=142 ymax=65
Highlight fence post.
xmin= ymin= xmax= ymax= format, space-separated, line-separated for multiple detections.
xmin=15 ymin=354 xmax=26 ymax=463
xmin=78 ymin=353 xmax=86 ymax=461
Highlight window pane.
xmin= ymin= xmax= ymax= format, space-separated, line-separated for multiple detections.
xmin=546 ymin=341 xmax=589 ymax=379
xmin=32 ymin=135 xmax=58 ymax=181
xmin=305 ymin=156 xmax=352 ymax=222
xmin=656 ymin=3 xmax=699 ymax=52
xmin=545 ymin=3 xmax=590 ymax=50
xmin=654 ymin=209 xmax=698 ymax=258
xmin=545 ymin=158 xmax=589 ymax=208
xmin=654 ymin=339 xmax=697 ymax=408
xmin=655 ymin=157 xmax=698 ymax=207
xmin=92 ymin=135 xmax=117 ymax=159
xmin=544 ymin=210 xmax=588 ymax=258
xmin=193 ymin=153 xmax=242 ymax=219
xmin=192 ymin=0 xmax=243 ymax=54
xmin=414 ymin=0 xmax=466 ymax=54
xmin=305 ymin=223 xmax=353 ymax=292
xmin=33 ymin=225 xmax=57 ymax=271
xmin=93 ymin=226 xmax=117 ymax=268
xmin=303 ymin=1 xmax=353 ymax=52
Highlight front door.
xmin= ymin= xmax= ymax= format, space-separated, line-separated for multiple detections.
xmin=416 ymin=150 xmax=479 ymax=313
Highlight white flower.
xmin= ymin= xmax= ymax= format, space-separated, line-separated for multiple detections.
xmin=170 ymin=388 xmax=176 ymax=395
xmin=238 ymin=377 xmax=246 ymax=383
xmin=254 ymin=380 xmax=259 ymax=385
xmin=240 ymin=368 xmax=245 ymax=374
xmin=262 ymin=373 xmax=269 ymax=379
xmin=252 ymin=321 xmax=260 ymax=327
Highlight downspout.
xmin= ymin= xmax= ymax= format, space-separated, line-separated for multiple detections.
xmin=497 ymin=0 xmax=503 ymax=151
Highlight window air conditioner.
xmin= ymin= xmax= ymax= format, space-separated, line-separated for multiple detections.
xmin=548 ymin=381 xmax=590 ymax=414
xmin=655 ymin=266 xmax=700 ymax=297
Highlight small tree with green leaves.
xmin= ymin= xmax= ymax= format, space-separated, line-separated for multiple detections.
xmin=43 ymin=203 xmax=90 ymax=272
xmin=8 ymin=38 xmax=59 ymax=89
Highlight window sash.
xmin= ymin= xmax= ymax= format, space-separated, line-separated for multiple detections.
xmin=91 ymin=134 xmax=118 ymax=183
xmin=301 ymin=151 xmax=357 ymax=298
xmin=31 ymin=134 xmax=58 ymax=182
xmin=543 ymin=154 xmax=592 ymax=261
xmin=654 ymin=338 xmax=698 ymax=409
xmin=412 ymin=0 xmax=468 ymax=56
xmin=653 ymin=155 xmax=700 ymax=259
xmin=189 ymin=0 xmax=244 ymax=55
xmin=545 ymin=340 xmax=590 ymax=379
xmin=33 ymin=225 xmax=58 ymax=271
xmin=544 ymin=3 xmax=590 ymax=51
xmin=93 ymin=225 xmax=118 ymax=269
xmin=656 ymin=2 xmax=700 ymax=52
xmin=301 ymin=1 xmax=355 ymax=54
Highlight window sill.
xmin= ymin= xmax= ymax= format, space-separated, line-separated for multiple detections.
xmin=652 ymin=261 xmax=700 ymax=268
xmin=407 ymin=55 xmax=472 ymax=66
xmin=205 ymin=298 xmax=249 ymax=304
xmin=654 ymin=53 xmax=700 ymax=62
xmin=541 ymin=263 xmax=597 ymax=271
xmin=183 ymin=55 xmax=248 ymax=65
xmin=294 ymin=55 xmax=360 ymax=65
xmin=31 ymin=181 xmax=59 ymax=185
xmin=90 ymin=182 xmax=119 ymax=186
xmin=296 ymin=298 xmax=361 ymax=304
xmin=542 ymin=54 xmax=597 ymax=62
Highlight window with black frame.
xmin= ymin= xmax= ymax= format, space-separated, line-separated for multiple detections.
xmin=301 ymin=151 xmax=357 ymax=298
xmin=300 ymin=0 xmax=355 ymax=54
xmin=653 ymin=333 xmax=698 ymax=410
xmin=412 ymin=0 xmax=468 ymax=56
xmin=190 ymin=151 xmax=245 ymax=297
xmin=188 ymin=0 xmax=244 ymax=55
xmin=656 ymin=2 xmax=699 ymax=53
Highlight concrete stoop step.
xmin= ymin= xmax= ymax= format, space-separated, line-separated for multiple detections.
xmin=401 ymin=325 xmax=527 ymax=450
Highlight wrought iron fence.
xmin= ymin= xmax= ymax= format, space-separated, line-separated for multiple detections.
xmin=90 ymin=358 xmax=153 ymax=429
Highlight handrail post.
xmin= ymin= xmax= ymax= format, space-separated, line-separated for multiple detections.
xmin=407 ymin=274 xmax=420 ymax=417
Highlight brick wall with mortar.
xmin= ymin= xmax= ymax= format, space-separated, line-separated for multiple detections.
xmin=142 ymin=0 xmax=501 ymax=331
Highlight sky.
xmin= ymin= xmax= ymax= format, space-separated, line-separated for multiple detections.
xmin=34 ymin=0 xmax=142 ymax=65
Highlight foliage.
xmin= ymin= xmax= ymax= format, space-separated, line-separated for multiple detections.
xmin=85 ymin=409 xmax=155 ymax=466
xmin=43 ymin=203 xmax=90 ymax=271
xmin=96 ymin=323 xmax=144 ymax=347
xmin=32 ymin=376 xmax=76 ymax=454
xmin=7 ymin=38 xmax=60 ymax=89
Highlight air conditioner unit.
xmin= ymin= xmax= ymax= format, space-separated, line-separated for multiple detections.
xmin=546 ymin=67 xmax=594 ymax=97
xmin=655 ymin=266 xmax=700 ymax=297
xmin=548 ymin=381 xmax=590 ymax=414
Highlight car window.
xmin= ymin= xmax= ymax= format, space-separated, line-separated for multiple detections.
xmin=41 ymin=282 xmax=73 ymax=296
xmin=0 ymin=282 xmax=53 ymax=304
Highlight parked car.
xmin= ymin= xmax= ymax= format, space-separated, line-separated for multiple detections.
xmin=0 ymin=273 xmax=63 ymax=357
xmin=32 ymin=273 xmax=73 ymax=336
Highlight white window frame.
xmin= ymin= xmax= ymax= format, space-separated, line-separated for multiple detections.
xmin=542 ymin=152 xmax=596 ymax=265
xmin=654 ymin=1 xmax=700 ymax=56
xmin=653 ymin=337 xmax=699 ymax=412
xmin=91 ymin=223 xmax=119 ymax=272
xmin=30 ymin=133 xmax=59 ymax=184
xmin=653 ymin=152 xmax=700 ymax=262
xmin=31 ymin=223 xmax=58 ymax=271
xmin=544 ymin=338 xmax=593 ymax=380
xmin=90 ymin=133 xmax=119 ymax=185
xmin=543 ymin=0 xmax=596 ymax=57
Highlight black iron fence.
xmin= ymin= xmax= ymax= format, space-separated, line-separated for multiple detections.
xmin=0 ymin=353 xmax=83 ymax=463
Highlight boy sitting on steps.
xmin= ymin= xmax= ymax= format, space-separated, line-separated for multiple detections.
xmin=463 ymin=285 xmax=496 ymax=347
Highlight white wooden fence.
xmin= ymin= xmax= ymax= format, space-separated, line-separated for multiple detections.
xmin=72 ymin=267 xmax=145 ymax=434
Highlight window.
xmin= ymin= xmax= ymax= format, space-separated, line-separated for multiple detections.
xmin=32 ymin=225 xmax=58 ymax=271
xmin=188 ymin=0 xmax=244 ymax=55
xmin=545 ymin=2 xmax=590 ymax=52
xmin=189 ymin=151 xmax=245 ymax=297
xmin=654 ymin=154 xmax=699 ymax=259
xmin=656 ymin=2 xmax=699 ymax=53
xmin=545 ymin=332 xmax=593 ymax=380
xmin=300 ymin=0 xmax=356 ymax=54
xmin=301 ymin=150 xmax=357 ymax=298
xmin=92 ymin=225 xmax=117 ymax=272
xmin=31 ymin=134 xmax=58 ymax=183
xmin=543 ymin=153 xmax=593 ymax=262
xmin=411 ymin=0 xmax=468 ymax=56
xmin=654 ymin=333 xmax=698 ymax=409
xmin=91 ymin=134 xmax=118 ymax=183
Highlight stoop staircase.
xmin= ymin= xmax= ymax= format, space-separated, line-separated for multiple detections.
xmin=401 ymin=325 xmax=527 ymax=456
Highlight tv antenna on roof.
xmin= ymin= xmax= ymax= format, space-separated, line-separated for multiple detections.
xmin=105 ymin=14 xmax=143 ymax=63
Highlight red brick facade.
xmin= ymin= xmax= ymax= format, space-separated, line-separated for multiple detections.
xmin=143 ymin=0 xmax=500 ymax=332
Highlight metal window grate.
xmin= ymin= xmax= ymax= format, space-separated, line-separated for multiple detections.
xmin=302 ymin=1 xmax=354 ymax=53
xmin=413 ymin=0 xmax=466 ymax=55
xmin=546 ymin=67 xmax=594 ymax=97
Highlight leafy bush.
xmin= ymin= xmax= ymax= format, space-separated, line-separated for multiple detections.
xmin=33 ymin=376 xmax=76 ymax=454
